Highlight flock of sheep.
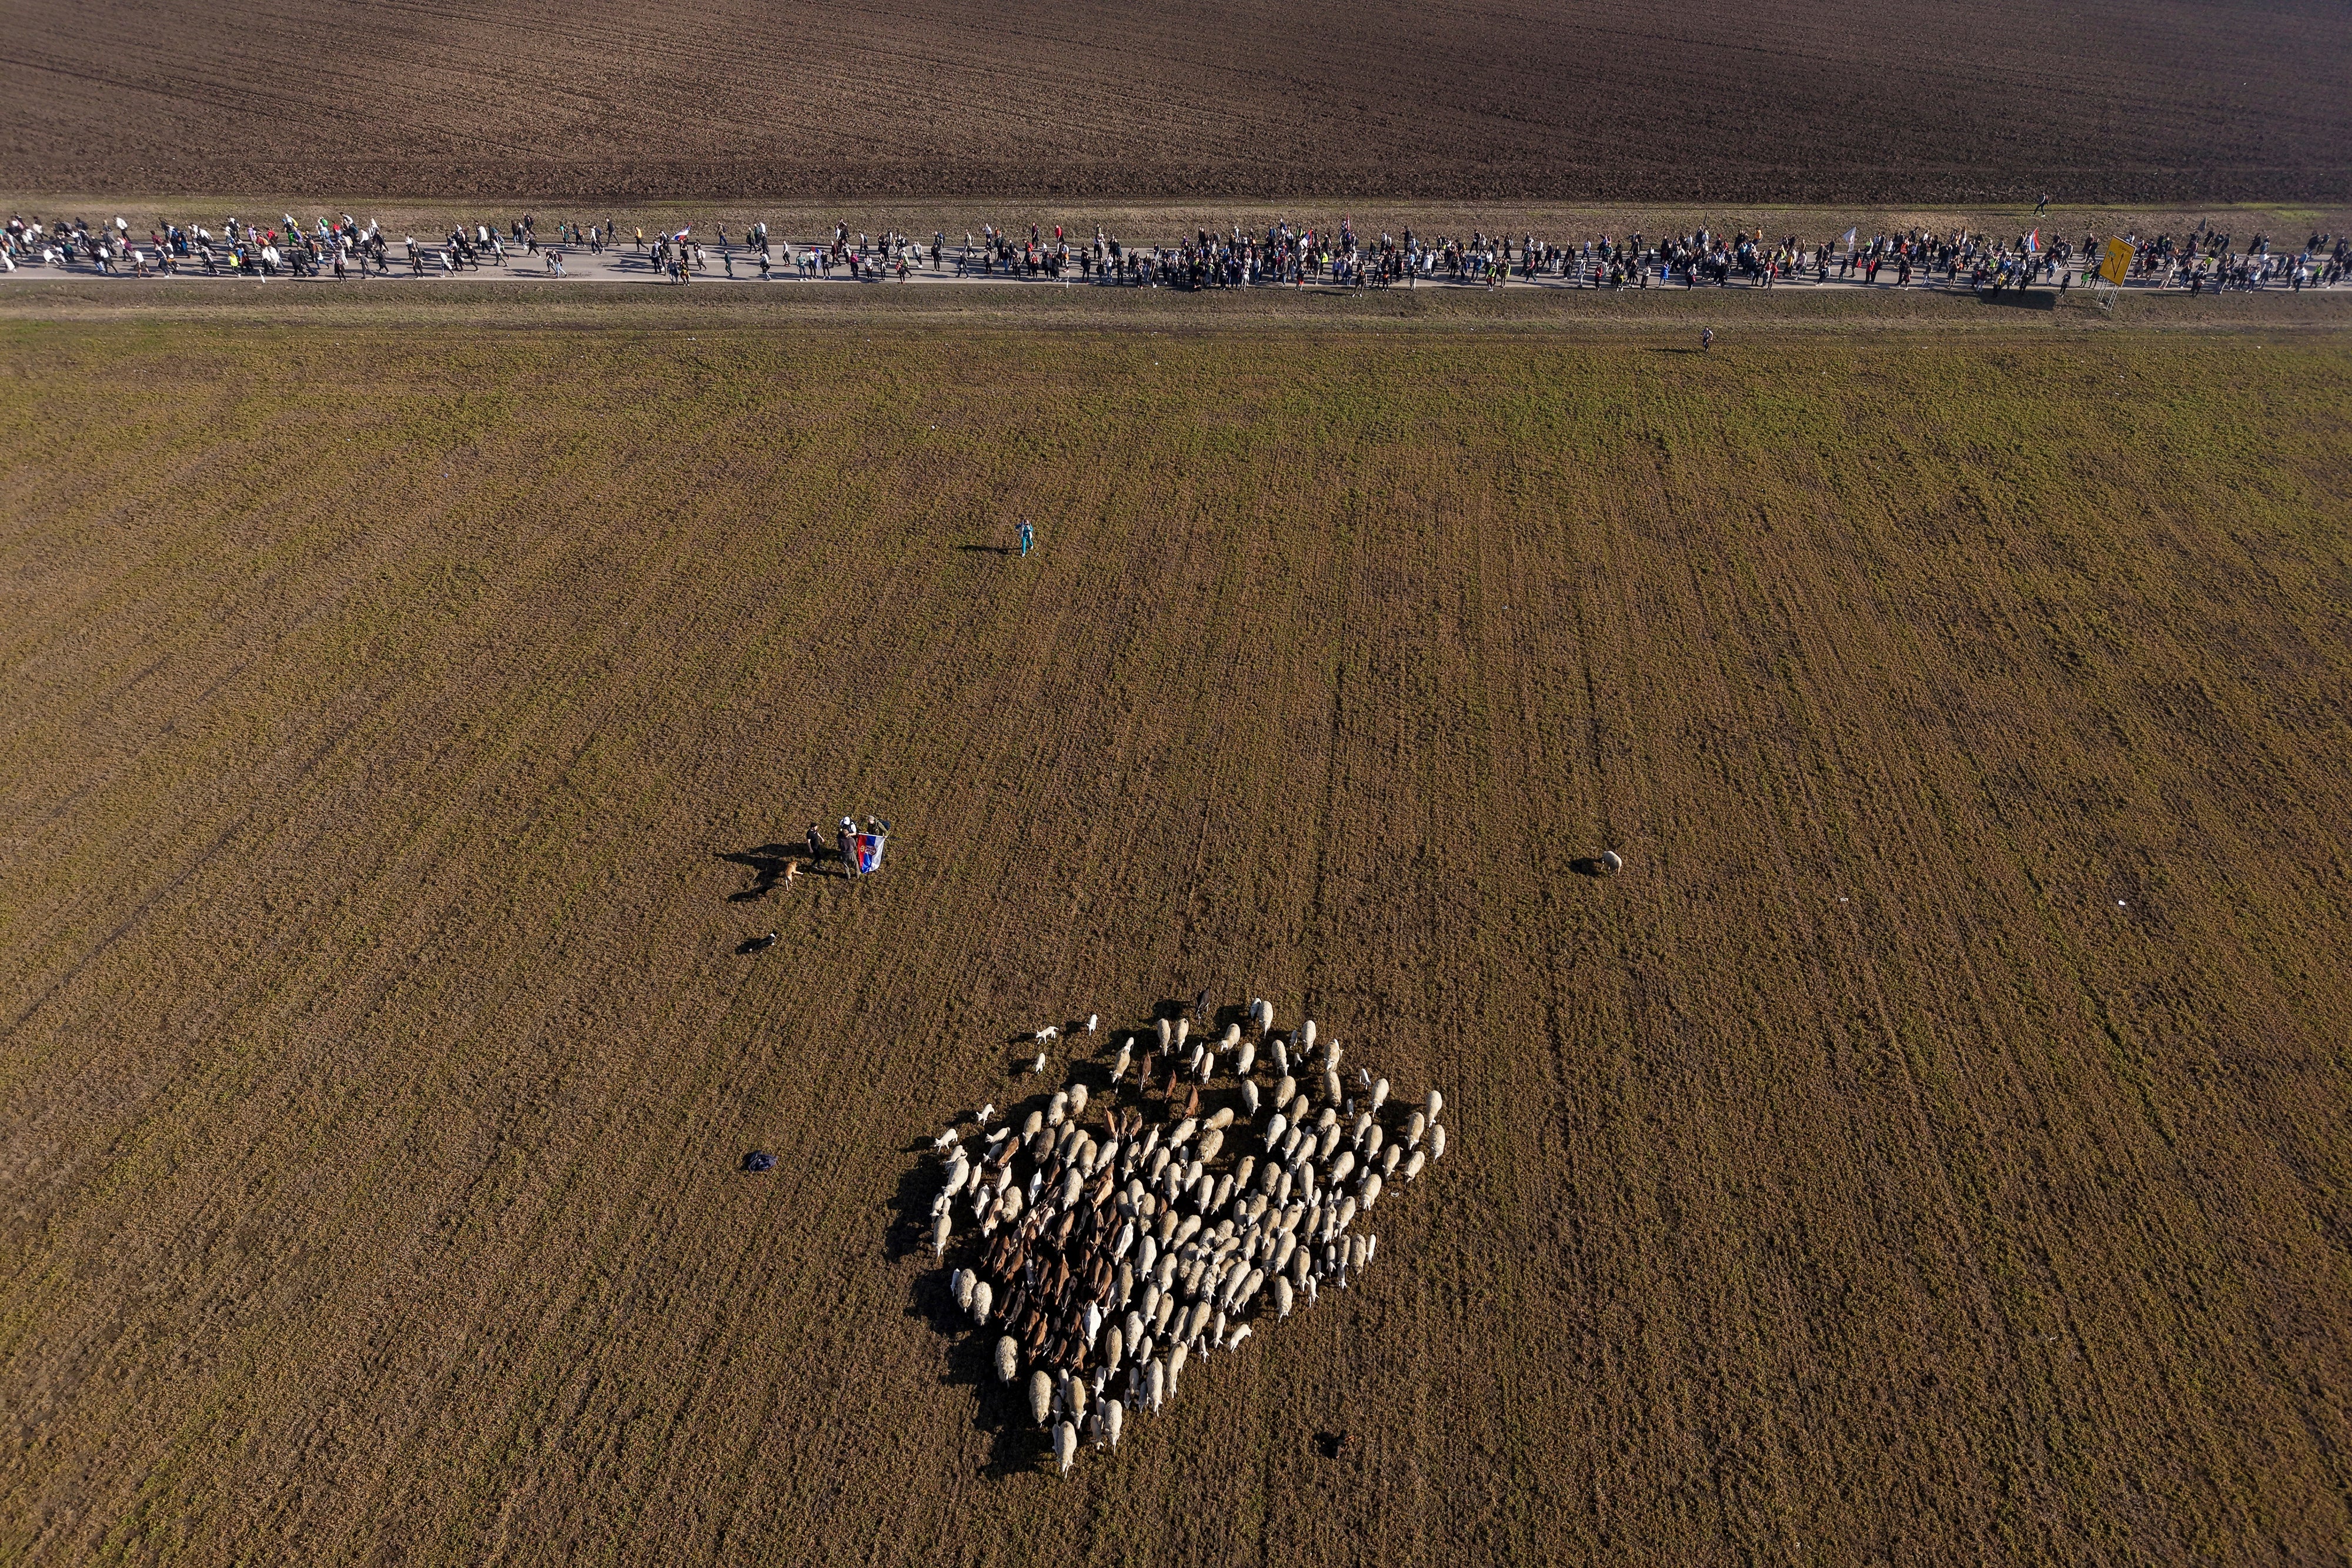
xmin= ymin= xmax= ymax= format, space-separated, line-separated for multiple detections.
xmin=920 ymin=998 xmax=1448 ymax=1475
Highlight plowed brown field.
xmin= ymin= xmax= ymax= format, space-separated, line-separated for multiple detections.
xmin=4 ymin=0 xmax=2347 ymax=203
xmin=4 ymin=312 xmax=2351 ymax=1566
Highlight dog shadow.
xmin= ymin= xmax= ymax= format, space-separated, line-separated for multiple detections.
xmin=719 ymin=844 xmax=799 ymax=901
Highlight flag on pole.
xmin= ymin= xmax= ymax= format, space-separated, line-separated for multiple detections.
xmin=2026 ymin=229 xmax=2040 ymax=253
xmin=851 ymin=832 xmax=886 ymax=875
xmin=1843 ymin=227 xmax=1858 ymax=250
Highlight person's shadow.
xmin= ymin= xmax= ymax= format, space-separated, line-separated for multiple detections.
xmin=955 ymin=543 xmax=1013 ymax=554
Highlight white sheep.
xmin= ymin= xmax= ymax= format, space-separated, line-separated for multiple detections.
xmin=1087 ymin=1013 xmax=1099 ymax=1032
xmin=930 ymin=1213 xmax=951 ymax=1258
xmin=1055 ymin=1420 xmax=1077 ymax=1475
xmin=1406 ymin=1110 xmax=1426 ymax=1149
xmin=1103 ymin=1325 xmax=1124 ymax=1372
xmin=1155 ymin=1018 xmax=1171 ymax=1051
xmin=1302 ymin=1019 xmax=1317 ymax=1054
xmin=1034 ymin=1024 xmax=1061 ymax=1042
xmin=1147 ymin=1357 xmax=1167 ymax=1413
xmin=972 ymin=1280 xmax=994 ymax=1324
xmin=1221 ymin=1022 xmax=1241 ymax=1050
xmin=1275 ymin=1276 xmax=1295 ymax=1318
xmin=1370 ymin=1077 xmax=1389 ymax=1112
xmin=952 ymin=1269 xmax=974 ymax=1312
xmin=1031 ymin=1052 xmax=1047 ymax=1075
xmin=1426 ymin=1088 xmax=1444 ymax=1122
xmin=1174 ymin=1018 xmax=1190 ymax=1049
xmin=1235 ymin=1040 xmax=1257 ymax=1078
xmin=1047 ymin=1090 xmax=1069 ymax=1128
xmin=1224 ymin=1323 xmax=1253 ymax=1353
xmin=1402 ymin=1149 xmax=1426 ymax=1183
xmin=1431 ymin=1124 xmax=1447 ymax=1161
xmin=1105 ymin=1397 xmax=1125 ymax=1449
xmin=1358 ymin=1171 xmax=1383 ymax=1211
xmin=932 ymin=1127 xmax=958 ymax=1150
xmin=1030 ymin=1369 xmax=1054 ymax=1426
xmin=978 ymin=1102 xmax=997 ymax=1124
xmin=1241 ymin=1079 xmax=1260 ymax=1116
xmin=1068 ymin=1083 xmax=1090 ymax=1118
xmin=1601 ymin=849 xmax=1623 ymax=874
xmin=1111 ymin=1044 xmax=1131 ymax=1084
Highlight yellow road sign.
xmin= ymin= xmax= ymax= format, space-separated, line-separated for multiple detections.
xmin=2099 ymin=238 xmax=2137 ymax=286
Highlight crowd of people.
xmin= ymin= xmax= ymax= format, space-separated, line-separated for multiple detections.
xmin=4 ymin=209 xmax=2344 ymax=295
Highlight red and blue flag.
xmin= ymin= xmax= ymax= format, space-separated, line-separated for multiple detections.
xmin=851 ymin=833 xmax=886 ymax=874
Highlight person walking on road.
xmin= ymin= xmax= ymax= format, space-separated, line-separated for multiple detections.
xmin=1018 ymin=519 xmax=1035 ymax=557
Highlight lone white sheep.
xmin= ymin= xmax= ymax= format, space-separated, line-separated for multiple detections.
xmin=1600 ymin=849 xmax=1623 ymax=874
xmin=997 ymin=1335 xmax=1020 ymax=1383
xmin=1055 ymin=1419 xmax=1077 ymax=1475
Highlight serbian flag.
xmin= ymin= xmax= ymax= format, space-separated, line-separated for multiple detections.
xmin=851 ymin=832 xmax=886 ymax=874
xmin=2026 ymin=228 xmax=2040 ymax=253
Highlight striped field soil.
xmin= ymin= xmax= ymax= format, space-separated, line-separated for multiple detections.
xmin=2 ymin=316 xmax=2350 ymax=1565
xmin=5 ymin=0 xmax=2349 ymax=203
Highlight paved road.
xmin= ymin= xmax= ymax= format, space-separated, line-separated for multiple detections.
xmin=2 ymin=240 xmax=2323 ymax=299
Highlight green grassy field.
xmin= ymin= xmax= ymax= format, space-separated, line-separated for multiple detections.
xmin=4 ymin=310 xmax=2350 ymax=1566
